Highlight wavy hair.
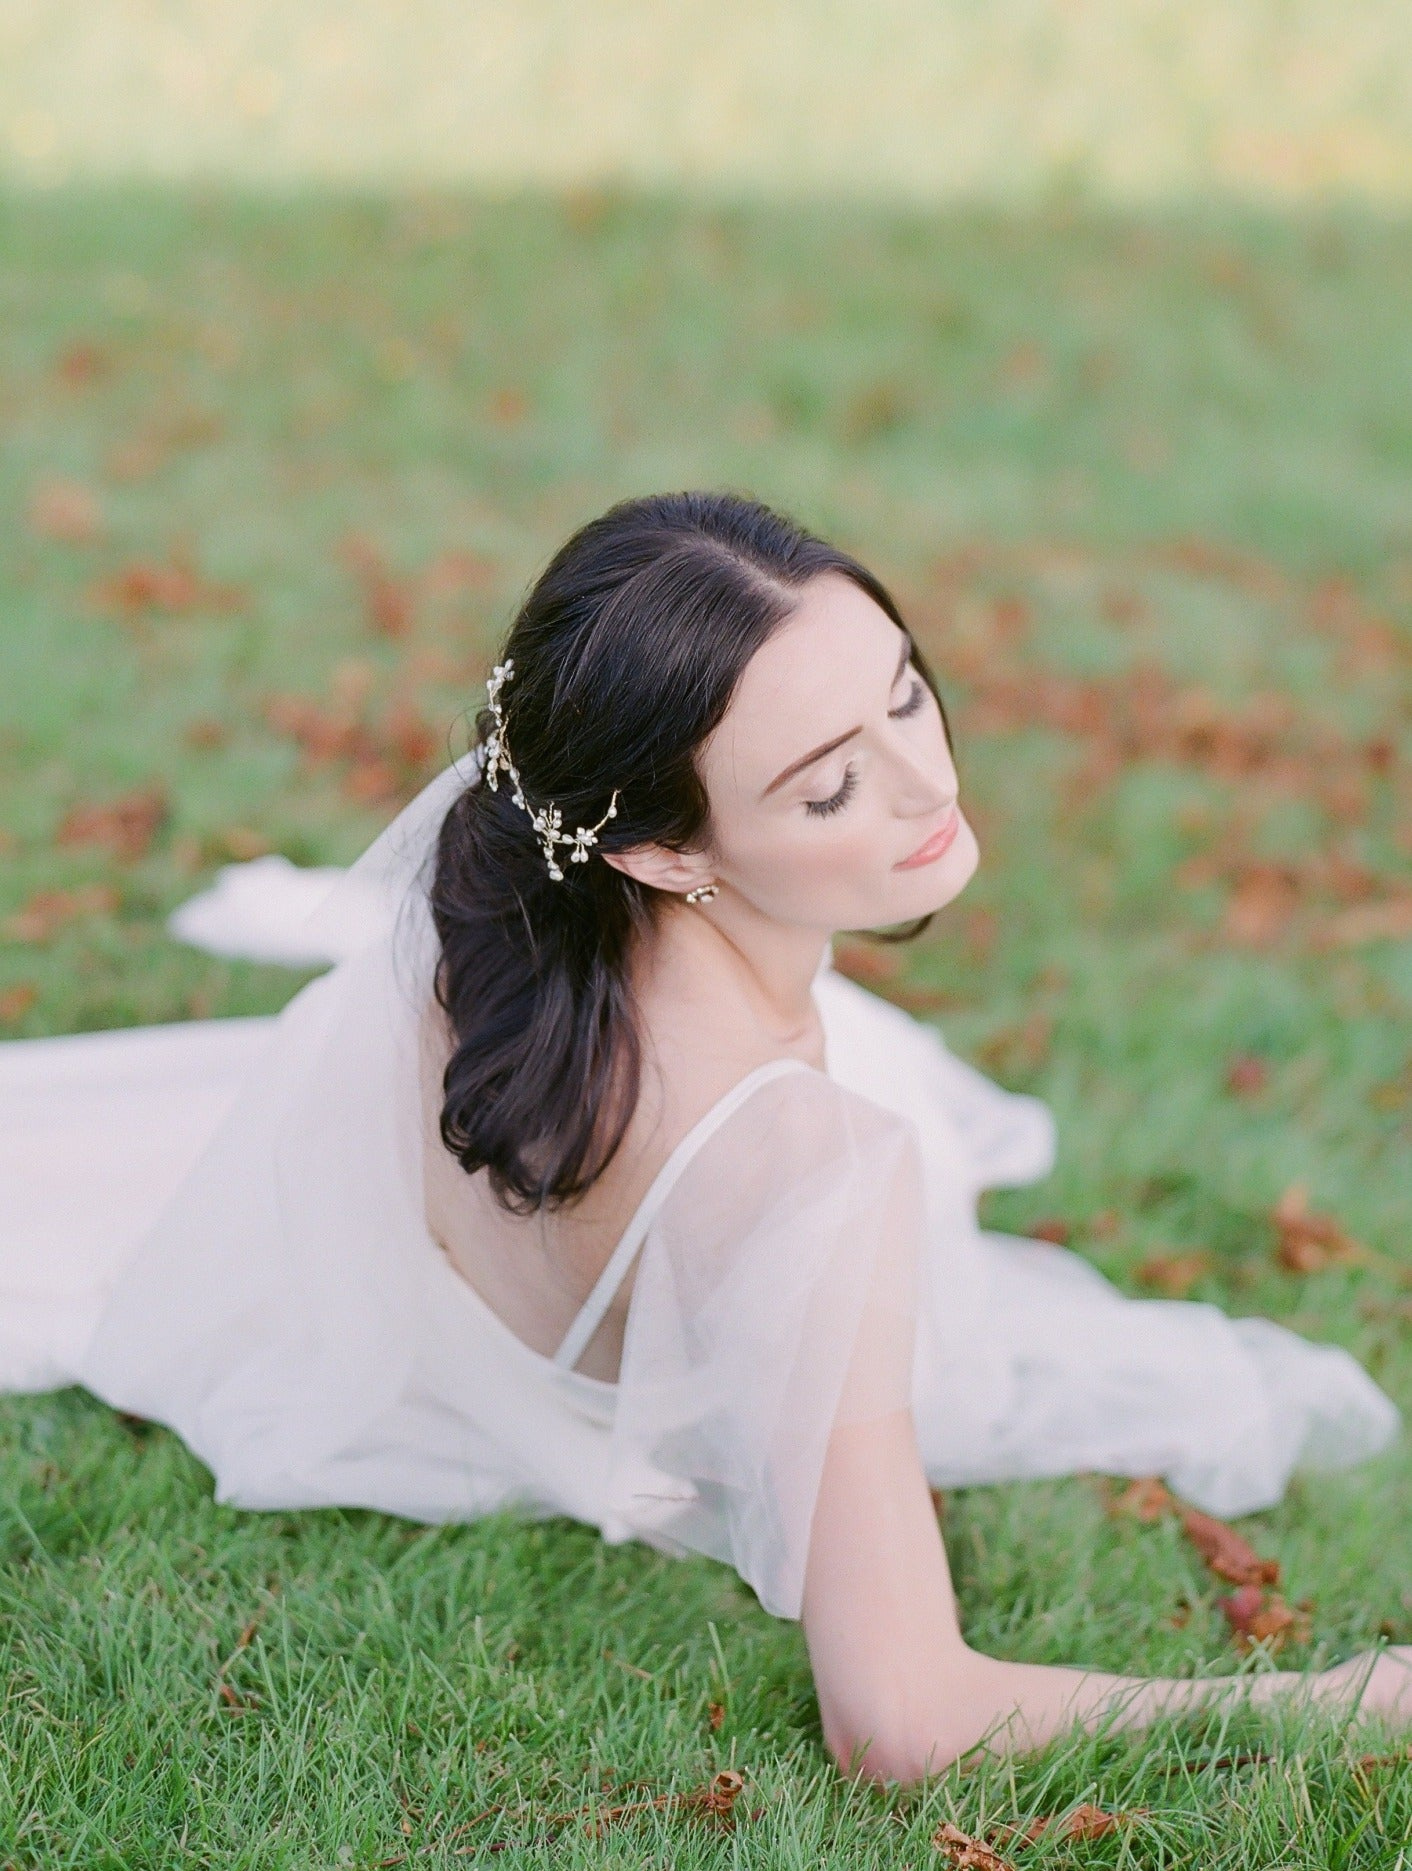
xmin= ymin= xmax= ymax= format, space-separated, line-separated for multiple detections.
xmin=429 ymin=489 xmax=953 ymax=1215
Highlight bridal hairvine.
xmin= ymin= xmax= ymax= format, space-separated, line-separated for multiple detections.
xmin=482 ymin=659 xmax=621 ymax=882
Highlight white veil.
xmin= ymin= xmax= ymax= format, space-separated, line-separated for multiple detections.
xmin=79 ymin=750 xmax=491 ymax=1498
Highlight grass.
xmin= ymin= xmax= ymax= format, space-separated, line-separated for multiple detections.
xmin=2 ymin=184 xmax=1411 ymax=1865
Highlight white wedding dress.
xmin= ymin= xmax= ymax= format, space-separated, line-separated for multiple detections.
xmin=1 ymin=755 xmax=1401 ymax=1619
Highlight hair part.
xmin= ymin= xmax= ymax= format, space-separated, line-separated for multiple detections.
xmin=429 ymin=488 xmax=953 ymax=1216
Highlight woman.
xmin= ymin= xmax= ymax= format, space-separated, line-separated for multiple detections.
xmin=2 ymin=489 xmax=1408 ymax=1780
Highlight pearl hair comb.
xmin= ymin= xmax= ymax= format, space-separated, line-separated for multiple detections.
xmin=482 ymin=659 xmax=621 ymax=882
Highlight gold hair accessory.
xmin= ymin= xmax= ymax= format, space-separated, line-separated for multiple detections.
xmin=482 ymin=659 xmax=620 ymax=882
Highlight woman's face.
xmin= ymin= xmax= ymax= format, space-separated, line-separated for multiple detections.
xmin=694 ymin=571 xmax=978 ymax=933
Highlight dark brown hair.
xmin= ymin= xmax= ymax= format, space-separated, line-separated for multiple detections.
xmin=429 ymin=489 xmax=952 ymax=1215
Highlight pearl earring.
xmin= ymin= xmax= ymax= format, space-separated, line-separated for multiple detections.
xmin=684 ymin=882 xmax=720 ymax=905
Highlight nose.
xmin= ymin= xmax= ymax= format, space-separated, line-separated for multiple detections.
xmin=889 ymin=732 xmax=955 ymax=818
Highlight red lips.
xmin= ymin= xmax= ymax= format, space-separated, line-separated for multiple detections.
xmin=894 ymin=806 xmax=960 ymax=870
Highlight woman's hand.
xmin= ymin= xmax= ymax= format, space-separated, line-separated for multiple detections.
xmin=1316 ymin=1647 xmax=1412 ymax=1726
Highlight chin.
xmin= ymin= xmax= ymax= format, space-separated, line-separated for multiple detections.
xmin=887 ymin=821 xmax=980 ymax=917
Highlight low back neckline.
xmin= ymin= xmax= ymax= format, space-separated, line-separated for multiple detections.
xmin=429 ymin=1054 xmax=821 ymax=1390
xmin=550 ymin=1054 xmax=818 ymax=1373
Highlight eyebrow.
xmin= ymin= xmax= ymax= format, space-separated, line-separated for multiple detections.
xmin=761 ymin=628 xmax=915 ymax=799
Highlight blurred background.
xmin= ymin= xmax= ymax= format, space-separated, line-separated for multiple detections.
xmin=2 ymin=1 xmax=1410 ymax=1152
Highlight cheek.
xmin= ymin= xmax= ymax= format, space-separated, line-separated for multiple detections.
xmin=735 ymin=808 xmax=887 ymax=904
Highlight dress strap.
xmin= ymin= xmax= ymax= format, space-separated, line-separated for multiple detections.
xmin=551 ymin=1056 xmax=815 ymax=1372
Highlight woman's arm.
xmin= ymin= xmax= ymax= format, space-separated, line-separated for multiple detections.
xmin=801 ymin=1407 xmax=1412 ymax=1785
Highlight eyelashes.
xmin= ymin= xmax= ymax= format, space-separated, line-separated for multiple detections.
xmin=804 ymin=762 xmax=859 ymax=818
xmin=890 ymin=678 xmax=926 ymax=721
xmin=803 ymin=677 xmax=927 ymax=818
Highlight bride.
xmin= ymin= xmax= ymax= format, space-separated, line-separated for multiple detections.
xmin=2 ymin=489 xmax=1408 ymax=1780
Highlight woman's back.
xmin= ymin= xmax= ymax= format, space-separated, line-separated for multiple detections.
xmin=419 ymin=910 xmax=830 ymax=1381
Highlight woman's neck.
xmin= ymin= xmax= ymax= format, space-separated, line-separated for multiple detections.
xmin=637 ymin=896 xmax=832 ymax=1050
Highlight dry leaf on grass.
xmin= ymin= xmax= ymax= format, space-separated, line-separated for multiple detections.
xmin=830 ymin=940 xmax=958 ymax=1014
xmin=1106 ymin=1474 xmax=1177 ymax=1522
xmin=1354 ymin=1744 xmax=1412 ymax=1774
xmin=0 ymin=983 xmax=40 ymax=1023
xmin=832 ymin=939 xmax=900 ymax=985
xmin=184 ymin=717 xmax=229 ymax=750
xmin=1309 ymin=896 xmax=1412 ymax=948
xmin=1177 ymin=1505 xmax=1281 ymax=1588
xmin=263 ymin=685 xmax=442 ymax=808
xmin=1218 ymin=1584 xmax=1313 ymax=1654
xmin=26 ymin=474 xmax=106 ymax=545
xmin=56 ymin=786 xmax=168 ymax=862
xmin=5 ymin=883 xmax=121 ymax=943
xmin=1027 ymin=1217 xmax=1071 ymax=1245
xmin=974 ymin=1010 xmax=1053 ymax=1078
xmin=105 ymin=407 xmax=224 ymax=483
xmin=1225 ymin=1053 xmax=1270 ymax=1096
xmin=337 ymin=533 xmax=418 ymax=639
xmin=54 ymin=340 xmax=109 ymax=386
xmin=572 ymin=1770 xmax=748 ymax=1839
xmin=89 ymin=553 xmax=246 ymax=618
xmin=1135 ymin=1250 xmax=1213 ymax=1297
xmin=932 ymin=1820 xmax=1015 ymax=1869
xmin=1271 ymin=1181 xmax=1375 ymax=1274
xmin=990 ymin=1801 xmax=1149 ymax=1847
xmin=1222 ymin=862 xmax=1303 ymax=946
xmin=1104 ymin=1476 xmax=1304 ymax=1650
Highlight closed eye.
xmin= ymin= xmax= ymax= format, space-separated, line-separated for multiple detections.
xmin=804 ymin=762 xmax=859 ymax=818
xmin=889 ymin=676 xmax=925 ymax=719
xmin=804 ymin=676 xmax=928 ymax=817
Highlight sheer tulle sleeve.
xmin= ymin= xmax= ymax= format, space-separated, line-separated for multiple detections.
xmin=598 ymin=1067 xmax=925 ymax=1621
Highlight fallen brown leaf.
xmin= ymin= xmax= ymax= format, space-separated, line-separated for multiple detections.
xmin=216 ymin=1678 xmax=259 ymax=1711
xmin=105 ymin=407 xmax=224 ymax=482
xmin=1106 ymin=1475 xmax=1176 ymax=1522
xmin=487 ymin=387 xmax=527 ymax=425
xmin=1218 ymin=1585 xmax=1311 ymax=1654
xmin=974 ymin=1010 xmax=1053 ymax=1078
xmin=26 ymin=474 xmax=106 ymax=545
xmin=1225 ymin=1053 xmax=1270 ymax=1096
xmin=0 ymin=983 xmax=39 ymax=1023
xmin=932 ymin=1819 xmax=1015 ymax=1870
xmin=1309 ymin=896 xmax=1412 ymax=949
xmin=1354 ymin=1744 xmax=1412 ymax=1774
xmin=574 ymin=1769 xmax=748 ymax=1838
xmin=1027 ymin=1217 xmax=1071 ymax=1246
xmin=1222 ymin=861 xmax=1303 ymax=946
xmin=56 ymin=786 xmax=168 ymax=862
xmin=1135 ymin=1250 xmax=1213 ymax=1297
xmin=5 ymin=883 xmax=121 ymax=943
xmin=831 ymin=939 xmax=900 ymax=985
xmin=991 ymin=1800 xmax=1148 ymax=1847
xmin=55 ymin=340 xmax=109 ymax=386
xmin=89 ymin=552 xmax=245 ymax=618
xmin=1271 ymin=1181 xmax=1374 ymax=1274
xmin=382 ymin=697 xmax=440 ymax=769
xmin=343 ymin=756 xmax=404 ymax=806
xmin=184 ymin=717 xmax=228 ymax=751
xmin=264 ymin=692 xmax=369 ymax=764
xmin=337 ymin=533 xmax=417 ymax=639
xmin=1178 ymin=1506 xmax=1281 ymax=1588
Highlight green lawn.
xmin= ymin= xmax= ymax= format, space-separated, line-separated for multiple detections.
xmin=2 ymin=186 xmax=1411 ymax=1865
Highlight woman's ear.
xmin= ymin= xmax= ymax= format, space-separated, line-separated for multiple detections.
xmin=600 ymin=842 xmax=715 ymax=896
